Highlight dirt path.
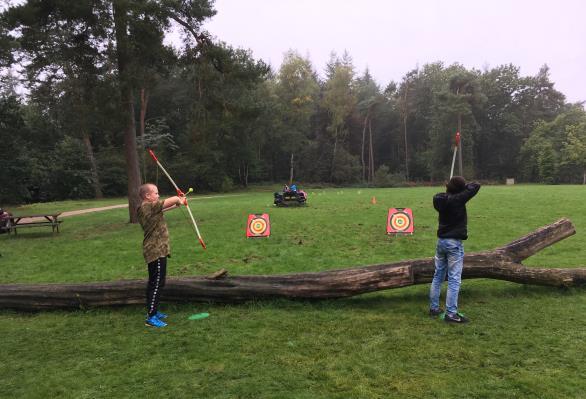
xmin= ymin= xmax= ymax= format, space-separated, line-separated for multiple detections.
xmin=61 ymin=204 xmax=129 ymax=217
xmin=11 ymin=204 xmax=127 ymax=223
xmin=19 ymin=194 xmax=244 ymax=223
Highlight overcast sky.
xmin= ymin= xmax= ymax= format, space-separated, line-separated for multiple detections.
xmin=196 ymin=0 xmax=585 ymax=103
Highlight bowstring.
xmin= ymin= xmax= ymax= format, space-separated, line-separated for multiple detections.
xmin=150 ymin=152 xmax=199 ymax=244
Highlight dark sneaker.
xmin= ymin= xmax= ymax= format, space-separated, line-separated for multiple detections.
xmin=155 ymin=311 xmax=168 ymax=319
xmin=145 ymin=315 xmax=167 ymax=328
xmin=444 ymin=312 xmax=469 ymax=323
xmin=429 ymin=308 xmax=443 ymax=318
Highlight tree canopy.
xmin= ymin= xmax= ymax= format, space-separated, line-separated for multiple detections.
xmin=1 ymin=1 xmax=585 ymax=207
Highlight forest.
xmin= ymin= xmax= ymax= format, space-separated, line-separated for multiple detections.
xmin=1 ymin=1 xmax=585 ymax=212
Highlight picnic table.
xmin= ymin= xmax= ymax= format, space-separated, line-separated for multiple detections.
xmin=7 ymin=213 xmax=62 ymax=235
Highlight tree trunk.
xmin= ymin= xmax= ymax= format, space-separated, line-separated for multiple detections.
xmin=330 ymin=129 xmax=338 ymax=182
xmin=238 ymin=164 xmax=243 ymax=187
xmin=1 ymin=219 xmax=584 ymax=311
xmin=402 ymin=84 xmax=409 ymax=181
xmin=139 ymin=88 xmax=149 ymax=181
xmin=114 ymin=0 xmax=142 ymax=223
xmin=82 ymin=132 xmax=103 ymax=199
xmin=122 ymin=90 xmax=141 ymax=224
xmin=244 ymin=162 xmax=248 ymax=187
xmin=361 ymin=113 xmax=368 ymax=182
xmin=289 ymin=152 xmax=294 ymax=185
xmin=238 ymin=162 xmax=249 ymax=187
xmin=368 ymin=117 xmax=374 ymax=183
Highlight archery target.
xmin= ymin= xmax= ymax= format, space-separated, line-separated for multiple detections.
xmin=246 ymin=214 xmax=271 ymax=237
xmin=250 ymin=218 xmax=267 ymax=235
xmin=387 ymin=208 xmax=414 ymax=234
xmin=390 ymin=212 xmax=410 ymax=231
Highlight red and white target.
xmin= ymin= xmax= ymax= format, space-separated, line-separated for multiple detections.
xmin=246 ymin=214 xmax=271 ymax=238
xmin=387 ymin=208 xmax=414 ymax=234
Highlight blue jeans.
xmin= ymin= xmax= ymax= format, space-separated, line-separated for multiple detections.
xmin=429 ymin=238 xmax=464 ymax=315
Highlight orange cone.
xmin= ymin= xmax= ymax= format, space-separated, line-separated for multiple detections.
xmin=371 ymin=196 xmax=377 ymax=205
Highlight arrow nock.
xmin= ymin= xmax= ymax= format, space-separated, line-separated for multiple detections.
xmin=148 ymin=149 xmax=158 ymax=162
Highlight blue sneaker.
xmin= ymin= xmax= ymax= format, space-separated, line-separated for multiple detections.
xmin=145 ymin=315 xmax=167 ymax=328
xmin=155 ymin=311 xmax=167 ymax=319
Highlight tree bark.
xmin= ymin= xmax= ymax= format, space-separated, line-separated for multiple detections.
xmin=243 ymin=162 xmax=249 ymax=187
xmin=82 ymin=131 xmax=103 ymax=199
xmin=330 ymin=129 xmax=338 ymax=182
xmin=139 ymin=88 xmax=149 ymax=181
xmin=113 ymin=0 xmax=142 ymax=223
xmin=289 ymin=152 xmax=294 ymax=185
xmin=402 ymin=83 xmax=409 ymax=181
xmin=1 ymin=219 xmax=584 ymax=311
xmin=368 ymin=117 xmax=374 ymax=183
xmin=361 ymin=112 xmax=368 ymax=182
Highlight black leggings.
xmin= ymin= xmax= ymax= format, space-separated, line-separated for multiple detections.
xmin=146 ymin=257 xmax=167 ymax=317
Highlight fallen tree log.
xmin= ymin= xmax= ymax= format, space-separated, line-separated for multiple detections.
xmin=1 ymin=218 xmax=585 ymax=311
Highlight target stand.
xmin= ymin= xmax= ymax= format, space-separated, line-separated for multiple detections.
xmin=386 ymin=208 xmax=414 ymax=235
xmin=246 ymin=214 xmax=271 ymax=238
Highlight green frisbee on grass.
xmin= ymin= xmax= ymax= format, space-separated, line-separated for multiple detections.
xmin=188 ymin=312 xmax=209 ymax=320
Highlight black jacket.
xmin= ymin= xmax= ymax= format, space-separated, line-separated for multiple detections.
xmin=433 ymin=182 xmax=481 ymax=240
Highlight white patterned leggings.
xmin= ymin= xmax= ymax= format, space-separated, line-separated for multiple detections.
xmin=146 ymin=257 xmax=167 ymax=317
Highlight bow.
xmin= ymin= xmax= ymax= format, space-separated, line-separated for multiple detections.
xmin=148 ymin=149 xmax=207 ymax=250
xmin=449 ymin=131 xmax=461 ymax=179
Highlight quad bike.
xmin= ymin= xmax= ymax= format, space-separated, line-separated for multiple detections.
xmin=274 ymin=184 xmax=307 ymax=206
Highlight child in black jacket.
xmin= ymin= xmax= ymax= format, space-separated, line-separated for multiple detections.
xmin=429 ymin=176 xmax=481 ymax=323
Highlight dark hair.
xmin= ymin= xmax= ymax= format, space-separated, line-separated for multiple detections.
xmin=446 ymin=176 xmax=466 ymax=194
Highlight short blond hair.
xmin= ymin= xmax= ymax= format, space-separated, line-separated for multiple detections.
xmin=139 ymin=183 xmax=156 ymax=200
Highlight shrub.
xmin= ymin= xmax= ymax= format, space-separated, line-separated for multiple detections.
xmin=374 ymin=165 xmax=407 ymax=187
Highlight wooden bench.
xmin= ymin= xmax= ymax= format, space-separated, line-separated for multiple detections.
xmin=7 ymin=213 xmax=62 ymax=235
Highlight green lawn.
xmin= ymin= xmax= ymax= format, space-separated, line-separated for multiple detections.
xmin=1 ymin=185 xmax=585 ymax=398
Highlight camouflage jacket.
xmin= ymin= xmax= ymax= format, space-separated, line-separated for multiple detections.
xmin=137 ymin=200 xmax=170 ymax=263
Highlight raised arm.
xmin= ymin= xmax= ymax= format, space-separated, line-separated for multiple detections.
xmin=162 ymin=196 xmax=184 ymax=211
xmin=452 ymin=182 xmax=481 ymax=203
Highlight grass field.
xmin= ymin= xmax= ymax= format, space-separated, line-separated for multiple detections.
xmin=1 ymin=185 xmax=585 ymax=398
